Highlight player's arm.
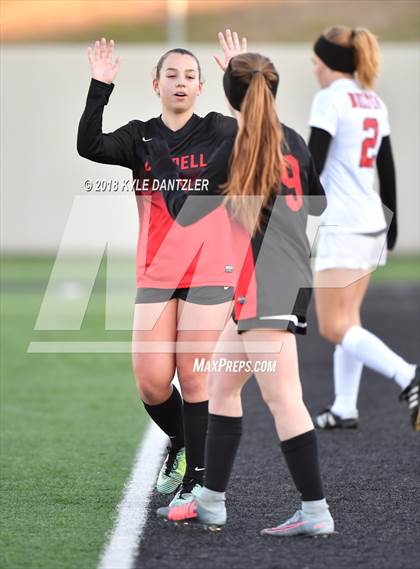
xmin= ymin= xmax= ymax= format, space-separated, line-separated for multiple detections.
xmin=306 ymin=153 xmax=328 ymax=215
xmin=307 ymin=127 xmax=332 ymax=175
xmin=307 ymin=88 xmax=338 ymax=175
xmin=295 ymin=132 xmax=327 ymax=215
xmin=147 ymin=139 xmax=232 ymax=226
xmin=77 ymin=38 xmax=134 ymax=168
xmin=214 ymin=114 xmax=238 ymax=139
xmin=377 ymin=136 xmax=397 ymax=250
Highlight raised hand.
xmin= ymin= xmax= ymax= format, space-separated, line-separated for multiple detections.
xmin=214 ymin=29 xmax=247 ymax=71
xmin=87 ymin=37 xmax=121 ymax=84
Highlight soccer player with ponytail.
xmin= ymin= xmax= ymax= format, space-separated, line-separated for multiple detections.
xmin=148 ymin=51 xmax=335 ymax=537
xmin=307 ymin=26 xmax=419 ymax=431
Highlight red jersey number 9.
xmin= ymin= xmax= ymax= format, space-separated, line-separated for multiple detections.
xmin=360 ymin=117 xmax=379 ymax=168
xmin=282 ymin=154 xmax=303 ymax=212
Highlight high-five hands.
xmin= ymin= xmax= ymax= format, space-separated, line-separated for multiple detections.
xmin=87 ymin=37 xmax=121 ymax=85
xmin=214 ymin=29 xmax=247 ymax=71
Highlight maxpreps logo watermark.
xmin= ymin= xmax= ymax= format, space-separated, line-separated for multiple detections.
xmin=193 ymin=358 xmax=277 ymax=373
xmin=28 ymin=194 xmax=393 ymax=354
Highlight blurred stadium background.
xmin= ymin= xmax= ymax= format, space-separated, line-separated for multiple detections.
xmin=1 ymin=2 xmax=419 ymax=569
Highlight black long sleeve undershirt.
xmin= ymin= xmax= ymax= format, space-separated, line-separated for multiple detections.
xmin=308 ymin=127 xmax=397 ymax=250
xmin=307 ymin=127 xmax=332 ymax=176
xmin=77 ymin=79 xmax=136 ymax=168
xmin=377 ymin=136 xmax=397 ymax=250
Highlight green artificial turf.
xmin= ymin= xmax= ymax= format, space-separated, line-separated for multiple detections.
xmin=0 ymin=256 xmax=148 ymax=569
xmin=370 ymin=253 xmax=420 ymax=283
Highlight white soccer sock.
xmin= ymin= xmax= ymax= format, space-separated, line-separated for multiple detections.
xmin=199 ymin=487 xmax=225 ymax=504
xmin=302 ymin=498 xmax=330 ymax=516
xmin=341 ymin=326 xmax=416 ymax=390
xmin=331 ymin=345 xmax=362 ymax=418
xmin=198 ymin=487 xmax=226 ymax=517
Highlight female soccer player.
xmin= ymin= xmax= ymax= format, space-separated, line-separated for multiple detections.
xmin=307 ymin=26 xmax=419 ymax=431
xmin=148 ymin=52 xmax=335 ymax=537
xmin=77 ymin=31 xmax=247 ymax=504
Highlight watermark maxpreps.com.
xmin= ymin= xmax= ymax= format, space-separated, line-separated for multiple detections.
xmin=83 ymin=178 xmax=210 ymax=192
xmin=193 ymin=358 xmax=277 ymax=374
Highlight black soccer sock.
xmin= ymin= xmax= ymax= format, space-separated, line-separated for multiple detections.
xmin=280 ymin=429 xmax=324 ymax=501
xmin=142 ymin=386 xmax=184 ymax=449
xmin=182 ymin=400 xmax=209 ymax=484
xmin=204 ymin=414 xmax=242 ymax=492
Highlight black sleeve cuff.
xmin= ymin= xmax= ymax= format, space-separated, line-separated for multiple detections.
xmin=386 ymin=226 xmax=397 ymax=251
xmin=87 ymin=78 xmax=115 ymax=103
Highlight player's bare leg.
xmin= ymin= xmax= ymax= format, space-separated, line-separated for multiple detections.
xmin=132 ymin=300 xmax=185 ymax=493
xmin=244 ymin=329 xmax=313 ymax=439
xmin=314 ymin=269 xmax=418 ymax=430
xmin=132 ymin=300 xmax=177 ymax=404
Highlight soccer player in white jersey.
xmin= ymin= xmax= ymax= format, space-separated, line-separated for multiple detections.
xmin=307 ymin=25 xmax=419 ymax=431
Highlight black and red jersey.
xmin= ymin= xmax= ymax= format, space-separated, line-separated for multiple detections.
xmin=148 ymin=125 xmax=327 ymax=333
xmin=77 ymin=78 xmax=238 ymax=288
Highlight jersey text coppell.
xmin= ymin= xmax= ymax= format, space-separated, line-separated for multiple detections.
xmin=143 ymin=153 xmax=208 ymax=172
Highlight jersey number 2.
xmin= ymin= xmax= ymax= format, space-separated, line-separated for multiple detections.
xmin=360 ymin=118 xmax=379 ymax=168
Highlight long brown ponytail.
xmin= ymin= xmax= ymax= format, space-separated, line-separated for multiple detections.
xmin=324 ymin=25 xmax=381 ymax=89
xmin=222 ymin=53 xmax=287 ymax=233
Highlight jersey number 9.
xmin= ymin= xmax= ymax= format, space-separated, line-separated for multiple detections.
xmin=282 ymin=155 xmax=303 ymax=212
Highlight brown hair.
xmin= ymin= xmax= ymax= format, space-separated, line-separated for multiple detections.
xmin=222 ymin=53 xmax=286 ymax=233
xmin=154 ymin=48 xmax=202 ymax=82
xmin=324 ymin=25 xmax=381 ymax=89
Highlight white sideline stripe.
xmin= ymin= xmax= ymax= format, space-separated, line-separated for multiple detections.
xmin=97 ymin=376 xmax=181 ymax=569
xmin=97 ymin=421 xmax=167 ymax=569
